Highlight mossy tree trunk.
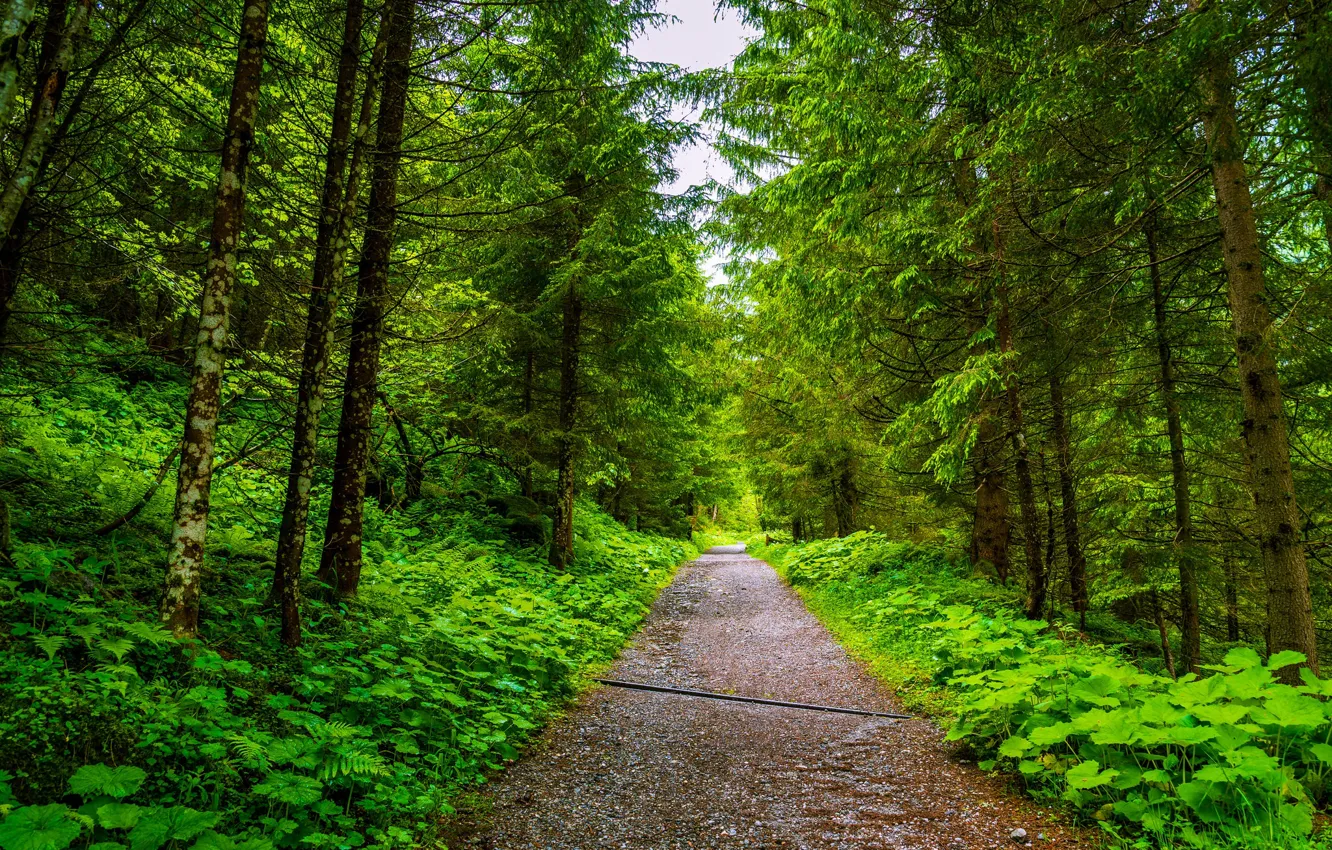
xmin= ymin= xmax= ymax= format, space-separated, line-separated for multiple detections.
xmin=160 ymin=0 xmax=269 ymax=638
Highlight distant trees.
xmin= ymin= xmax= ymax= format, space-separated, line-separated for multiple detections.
xmin=719 ymin=0 xmax=1332 ymax=674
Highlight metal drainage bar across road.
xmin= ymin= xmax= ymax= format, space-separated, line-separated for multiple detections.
xmin=592 ymin=678 xmax=911 ymax=719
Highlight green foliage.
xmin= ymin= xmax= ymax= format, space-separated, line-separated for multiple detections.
xmin=0 ymin=499 xmax=689 ymax=850
xmin=774 ymin=532 xmax=1332 ymax=849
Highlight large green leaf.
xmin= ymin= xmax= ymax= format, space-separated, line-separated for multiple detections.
xmin=96 ymin=805 xmax=142 ymax=831
xmin=69 ymin=765 xmax=147 ymax=799
xmin=0 ymin=805 xmax=83 ymax=850
xmin=190 ymin=832 xmax=273 ymax=850
xmin=128 ymin=808 xmax=219 ymax=850
xmin=252 ymin=773 xmax=324 ymax=806
xmin=1064 ymin=759 xmax=1117 ymax=790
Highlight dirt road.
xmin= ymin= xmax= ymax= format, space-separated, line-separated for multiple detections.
xmin=448 ymin=547 xmax=1086 ymax=849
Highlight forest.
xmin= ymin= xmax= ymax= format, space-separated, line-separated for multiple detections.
xmin=0 ymin=0 xmax=1330 ymax=848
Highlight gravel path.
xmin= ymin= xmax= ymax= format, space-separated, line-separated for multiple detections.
xmin=446 ymin=547 xmax=1089 ymax=849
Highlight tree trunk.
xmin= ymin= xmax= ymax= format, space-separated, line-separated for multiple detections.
xmin=0 ymin=0 xmax=89 ymax=345
xmin=972 ymin=399 xmax=1010 ymax=583
xmin=316 ymin=0 xmax=415 ymax=597
xmin=1145 ymin=213 xmax=1200 ymax=674
xmin=831 ymin=460 xmax=856 ymax=538
xmin=1049 ymin=369 xmax=1088 ymax=630
xmin=0 ymin=0 xmax=37 ymax=132
xmin=1224 ymin=555 xmax=1241 ymax=642
xmin=0 ymin=0 xmax=148 ymax=351
xmin=381 ymin=391 xmax=423 ymax=504
xmin=1040 ymin=449 xmax=1057 ymax=613
xmin=0 ymin=0 xmax=87 ymax=243
xmin=272 ymin=0 xmax=382 ymax=646
xmin=549 ymin=281 xmax=581 ymax=569
xmin=997 ymin=283 xmax=1045 ymax=619
xmin=520 ymin=347 xmax=535 ymax=499
xmin=1152 ymin=589 xmax=1178 ymax=680
xmin=1190 ymin=0 xmax=1318 ymax=680
xmin=160 ymin=0 xmax=269 ymax=638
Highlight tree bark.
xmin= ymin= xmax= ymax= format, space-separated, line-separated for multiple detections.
xmin=1145 ymin=213 xmax=1200 ymax=674
xmin=273 ymin=0 xmax=384 ymax=646
xmin=972 ymin=398 xmax=1010 ymax=584
xmin=316 ymin=0 xmax=415 ymax=597
xmin=381 ymin=390 xmax=423 ymax=504
xmin=0 ymin=0 xmax=87 ymax=245
xmin=1152 ymin=589 xmax=1178 ymax=680
xmin=549 ymin=279 xmax=582 ymax=569
xmin=1049 ymin=369 xmax=1087 ymax=630
xmin=1040 ymin=449 xmax=1057 ymax=612
xmin=0 ymin=0 xmax=88 ymax=344
xmin=520 ymin=347 xmax=535 ymax=499
xmin=1190 ymin=0 xmax=1318 ymax=680
xmin=0 ymin=0 xmax=37 ymax=132
xmin=997 ymin=279 xmax=1045 ymax=619
xmin=1224 ymin=555 xmax=1241 ymax=642
xmin=160 ymin=0 xmax=269 ymax=638
xmin=831 ymin=460 xmax=857 ymax=538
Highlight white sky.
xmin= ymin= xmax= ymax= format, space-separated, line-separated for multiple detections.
xmin=630 ymin=0 xmax=756 ymax=284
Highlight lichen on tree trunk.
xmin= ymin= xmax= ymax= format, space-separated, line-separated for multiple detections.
xmin=160 ymin=0 xmax=269 ymax=638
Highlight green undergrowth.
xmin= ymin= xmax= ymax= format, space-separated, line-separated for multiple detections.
xmin=757 ymin=532 xmax=1332 ymax=850
xmin=0 ymin=349 xmax=694 ymax=850
xmin=0 ymin=509 xmax=689 ymax=850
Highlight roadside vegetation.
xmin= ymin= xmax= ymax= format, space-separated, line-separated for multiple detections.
xmin=759 ymin=534 xmax=1332 ymax=849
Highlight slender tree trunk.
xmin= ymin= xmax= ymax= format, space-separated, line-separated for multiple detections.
xmin=831 ymin=460 xmax=856 ymax=538
xmin=159 ymin=0 xmax=269 ymax=638
xmin=96 ymin=443 xmax=181 ymax=535
xmin=1152 ymin=589 xmax=1178 ymax=680
xmin=1145 ymin=214 xmax=1200 ymax=674
xmin=1040 ymin=449 xmax=1057 ymax=612
xmin=520 ymin=347 xmax=535 ymax=499
xmin=381 ymin=391 xmax=422 ymax=503
xmin=316 ymin=0 xmax=415 ymax=597
xmin=1190 ymin=0 xmax=1318 ymax=680
xmin=1224 ymin=555 xmax=1241 ymax=642
xmin=0 ymin=0 xmax=87 ymax=243
xmin=549 ymin=281 xmax=582 ymax=569
xmin=0 ymin=0 xmax=88 ymax=345
xmin=0 ymin=496 xmax=11 ymax=565
xmin=997 ymin=281 xmax=1045 ymax=619
xmin=973 ymin=401 xmax=1011 ymax=583
xmin=272 ymin=0 xmax=382 ymax=645
xmin=0 ymin=0 xmax=36 ymax=131
xmin=1049 ymin=369 xmax=1088 ymax=630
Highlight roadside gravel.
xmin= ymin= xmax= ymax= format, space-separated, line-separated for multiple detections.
xmin=446 ymin=547 xmax=1090 ymax=849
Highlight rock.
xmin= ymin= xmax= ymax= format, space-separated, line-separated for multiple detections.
xmin=1011 ymin=827 xmax=1029 ymax=844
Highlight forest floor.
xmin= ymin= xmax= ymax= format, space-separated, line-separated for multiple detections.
xmin=440 ymin=547 xmax=1091 ymax=849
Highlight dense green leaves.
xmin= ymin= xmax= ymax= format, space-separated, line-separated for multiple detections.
xmin=766 ymin=534 xmax=1332 ymax=848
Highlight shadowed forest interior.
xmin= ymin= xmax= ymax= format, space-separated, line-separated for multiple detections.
xmin=1 ymin=0 xmax=1332 ymax=848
